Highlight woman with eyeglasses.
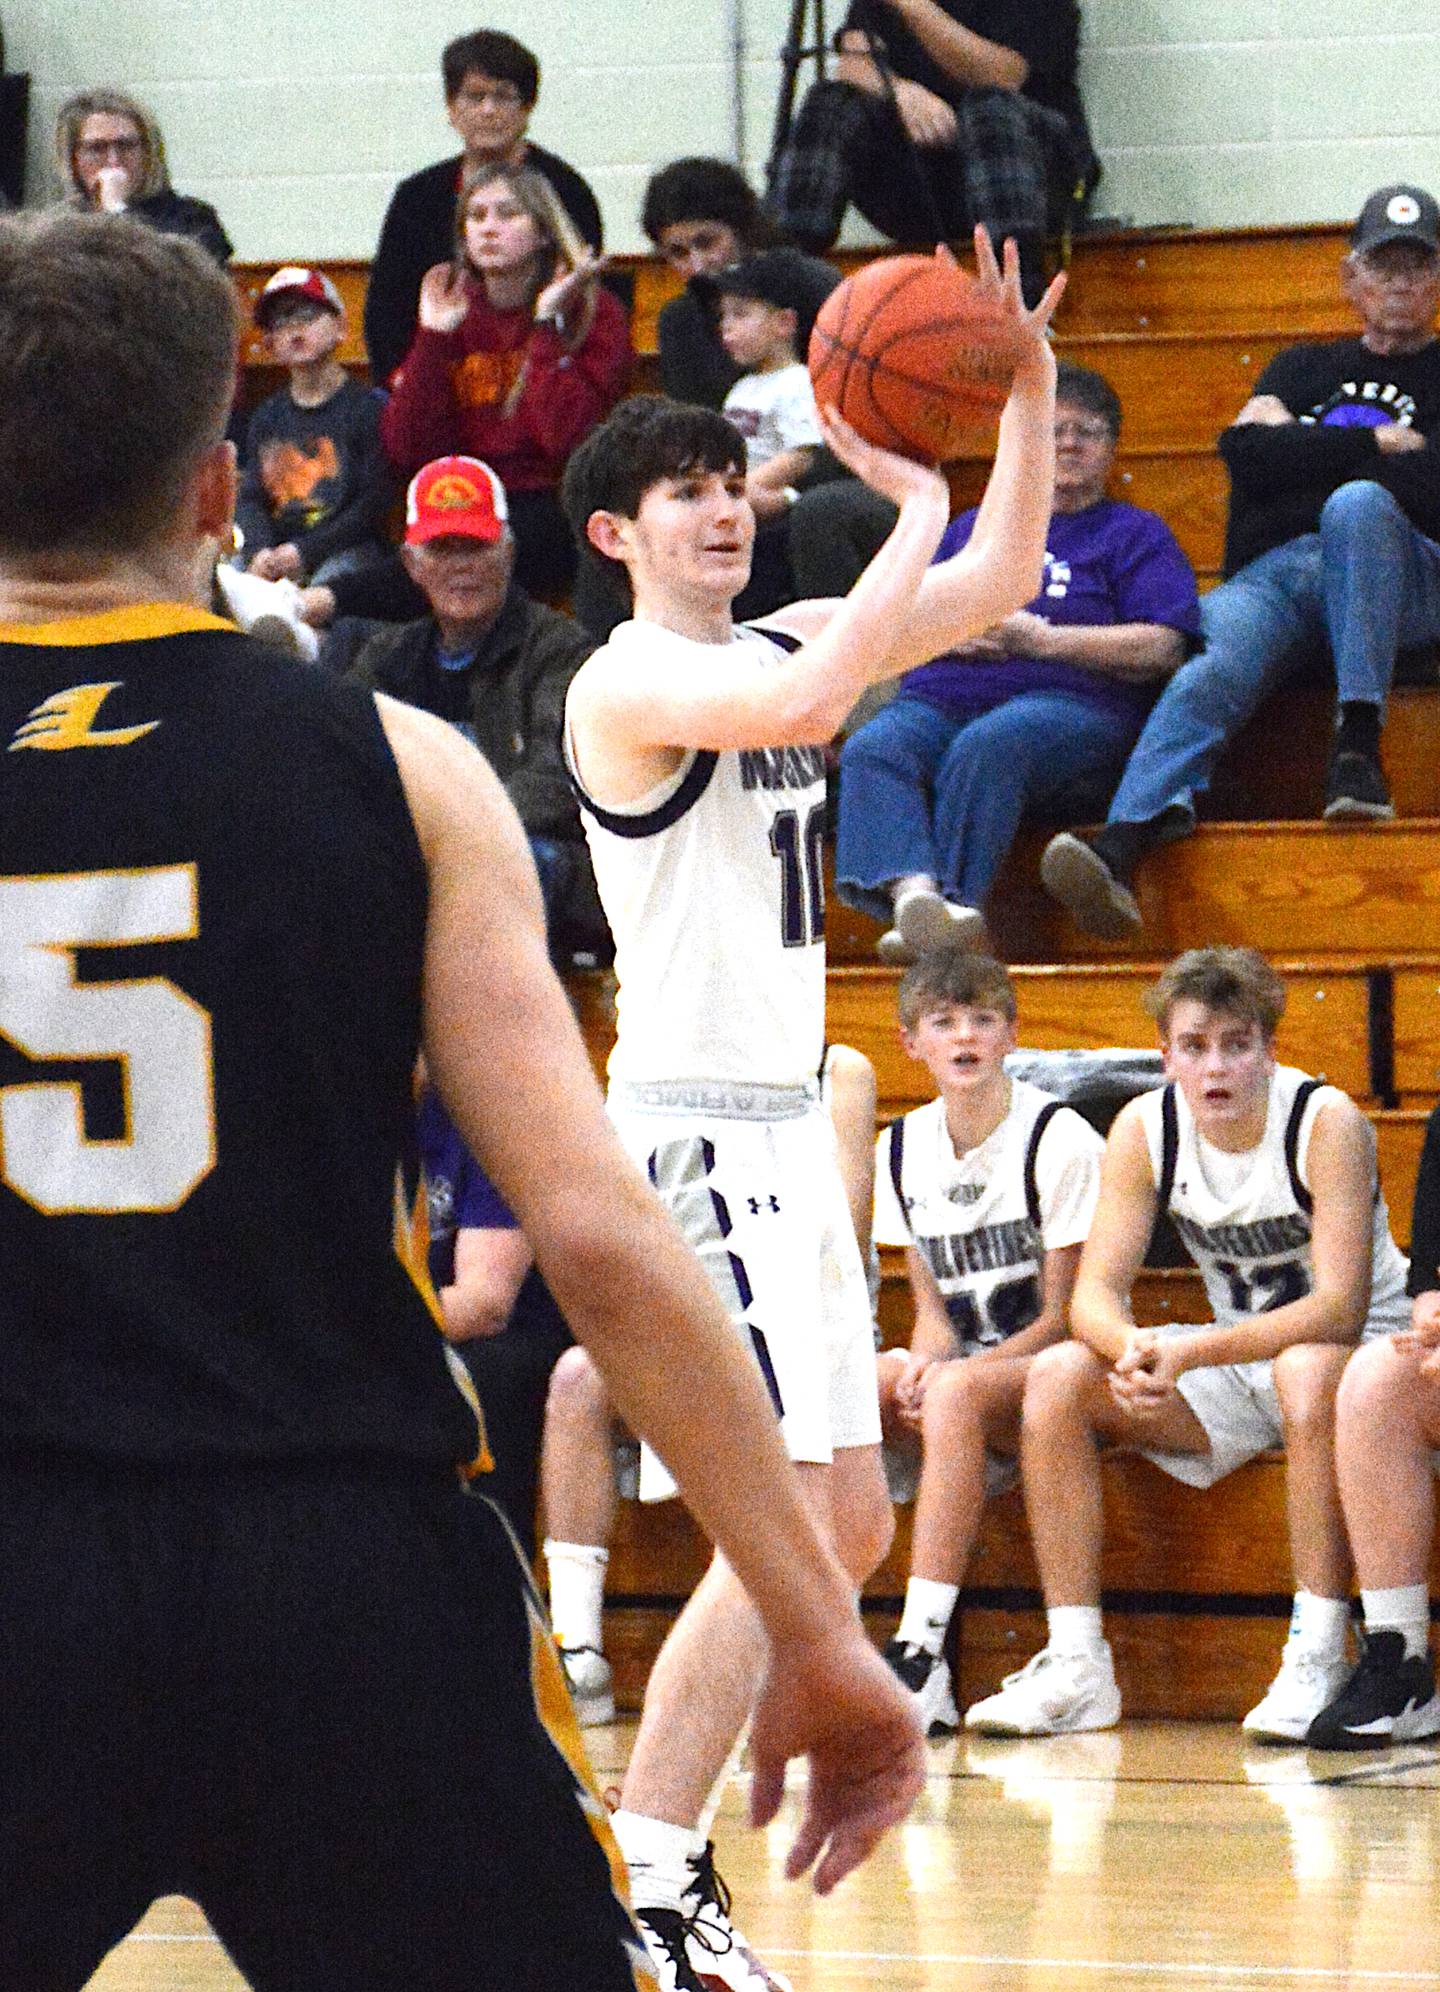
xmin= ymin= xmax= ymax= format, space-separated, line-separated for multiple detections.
xmin=835 ymin=360 xmax=1203 ymax=960
xmin=55 ymin=88 xmax=232 ymax=265
xmin=380 ymin=165 xmax=631 ymax=601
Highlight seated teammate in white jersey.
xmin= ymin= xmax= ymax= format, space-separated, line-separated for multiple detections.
xmin=874 ymin=952 xmax=1103 ymax=1737
xmin=965 ymin=947 xmax=1409 ymax=1744
xmin=561 ymin=231 xmax=1063 ymax=1992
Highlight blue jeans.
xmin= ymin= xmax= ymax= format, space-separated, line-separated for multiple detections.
xmin=836 ymin=688 xmax=1144 ymax=918
xmin=1108 ymin=480 xmax=1440 ymax=826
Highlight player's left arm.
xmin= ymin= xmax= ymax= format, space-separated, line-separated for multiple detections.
xmin=764 ymin=231 xmax=1063 ymax=676
xmin=440 ymin=1225 xmax=534 ymax=1341
xmin=1170 ymin=1097 xmax=1375 ymax=1371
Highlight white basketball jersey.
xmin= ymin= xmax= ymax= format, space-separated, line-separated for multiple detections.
xmin=873 ymin=1079 xmax=1103 ymax=1356
xmin=568 ymin=620 xmax=826 ymax=1086
xmin=1140 ymin=1065 xmax=1409 ymax=1336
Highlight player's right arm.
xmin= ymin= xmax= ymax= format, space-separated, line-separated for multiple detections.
xmin=570 ymin=434 xmax=950 ymax=759
xmin=1069 ymin=1102 xmax=1157 ymax=1366
xmin=383 ymin=695 xmax=923 ymax=1881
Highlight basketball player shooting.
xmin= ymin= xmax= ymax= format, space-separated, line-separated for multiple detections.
xmin=561 ymin=229 xmax=1063 ymax=1990
xmin=0 ymin=211 xmax=932 ymax=1992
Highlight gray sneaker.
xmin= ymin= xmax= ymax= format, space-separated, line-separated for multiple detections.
xmin=894 ymin=886 xmax=986 ymax=957
xmin=558 ymin=1644 xmax=615 ymax=1725
xmin=1039 ymin=832 xmax=1143 ymax=939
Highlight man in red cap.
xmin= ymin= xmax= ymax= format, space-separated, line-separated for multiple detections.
xmin=341 ymin=454 xmax=605 ymax=963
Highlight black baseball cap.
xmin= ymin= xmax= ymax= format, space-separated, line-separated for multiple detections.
xmin=1351 ymin=184 xmax=1440 ymax=257
xmin=711 ymin=248 xmax=841 ymax=349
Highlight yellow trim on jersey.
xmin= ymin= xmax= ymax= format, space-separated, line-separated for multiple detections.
xmin=391 ymin=1166 xmax=493 ymax=1477
xmin=524 ymin=1582 xmax=660 ymax=1992
xmin=0 ymin=602 xmax=235 ymax=647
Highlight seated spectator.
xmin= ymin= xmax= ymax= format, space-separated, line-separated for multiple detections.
xmin=380 ymin=166 xmax=630 ymax=601
xmin=642 ymin=156 xmax=780 ymax=409
xmin=836 ymin=361 xmax=1198 ymax=961
xmin=963 ymin=948 xmax=1410 ymax=1744
xmin=419 ymin=1083 xmax=572 ymax=1562
xmin=713 ymin=247 xmax=839 ymax=616
xmin=337 ymin=456 xmax=608 ymax=964
xmin=54 ymin=87 xmax=231 ymax=264
xmin=875 ymin=953 xmax=1102 ymax=1735
xmin=235 ymin=267 xmax=389 ymax=589
xmin=1042 ymin=184 xmax=1440 ymax=941
xmin=366 ymin=29 xmax=602 ymax=387
xmin=1306 ymin=1099 xmax=1440 ymax=1750
xmin=766 ymin=0 xmax=1096 ymax=304
xmin=715 ymin=248 xmax=834 ymax=519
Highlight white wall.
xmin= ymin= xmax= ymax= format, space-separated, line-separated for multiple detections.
xmin=8 ymin=0 xmax=1440 ymax=260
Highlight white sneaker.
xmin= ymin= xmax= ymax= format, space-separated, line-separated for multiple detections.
xmin=964 ymin=1644 xmax=1121 ymax=1737
xmin=558 ymin=1644 xmax=615 ymax=1726
xmin=1242 ymin=1646 xmax=1351 ymax=1743
xmin=682 ymin=1842 xmax=794 ymax=1992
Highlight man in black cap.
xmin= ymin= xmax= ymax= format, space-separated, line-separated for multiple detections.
xmin=1041 ymin=183 xmax=1440 ymax=939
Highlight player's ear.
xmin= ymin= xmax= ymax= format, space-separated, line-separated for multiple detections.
xmin=194 ymin=438 xmax=238 ymax=547
xmin=586 ymin=508 xmax=632 ymax=562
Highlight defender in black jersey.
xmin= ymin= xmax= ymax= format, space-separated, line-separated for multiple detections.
xmin=0 ymin=212 xmax=923 ymax=1991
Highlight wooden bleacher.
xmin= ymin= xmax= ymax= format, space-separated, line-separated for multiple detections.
xmin=232 ymin=223 xmax=1439 ymax=1718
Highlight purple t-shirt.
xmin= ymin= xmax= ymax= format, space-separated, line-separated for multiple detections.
xmin=418 ymin=1089 xmax=516 ymax=1290
xmin=905 ymin=499 xmax=1201 ymax=722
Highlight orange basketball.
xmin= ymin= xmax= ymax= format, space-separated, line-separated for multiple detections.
xmin=808 ymin=250 xmax=1023 ymax=462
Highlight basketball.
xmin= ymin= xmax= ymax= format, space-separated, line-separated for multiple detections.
xmin=807 ymin=249 xmax=1023 ymax=462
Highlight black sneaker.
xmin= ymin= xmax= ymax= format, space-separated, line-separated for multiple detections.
xmin=1305 ymin=1629 xmax=1440 ymax=1750
xmin=634 ymin=1906 xmax=709 ymax=1991
xmin=1323 ymin=747 xmax=1394 ymax=821
xmin=883 ymin=1635 xmax=960 ymax=1734
xmin=1039 ymin=831 xmax=1143 ymax=939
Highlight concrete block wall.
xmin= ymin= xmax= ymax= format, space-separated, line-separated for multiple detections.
xmin=7 ymin=0 xmax=1440 ymax=260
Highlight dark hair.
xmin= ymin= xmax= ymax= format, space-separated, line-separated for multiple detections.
xmin=443 ymin=30 xmax=539 ymax=106
xmin=1054 ymin=360 xmax=1122 ymax=438
xmin=1144 ymin=947 xmax=1286 ymax=1037
xmin=641 ymin=157 xmax=766 ymax=247
xmin=0 ymin=211 xmax=236 ymax=558
xmin=897 ymin=951 xmax=1017 ymax=1029
xmin=712 ymin=247 xmax=840 ymax=357
xmin=562 ymin=395 xmax=747 ymax=591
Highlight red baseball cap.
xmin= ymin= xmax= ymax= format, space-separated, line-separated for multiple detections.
xmin=254 ymin=265 xmax=344 ymax=327
xmin=404 ymin=456 xmax=510 ymax=545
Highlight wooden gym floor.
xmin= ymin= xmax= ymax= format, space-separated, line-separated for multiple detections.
xmin=87 ymin=1717 xmax=1440 ymax=1990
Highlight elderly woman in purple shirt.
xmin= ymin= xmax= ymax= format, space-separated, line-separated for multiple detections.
xmin=835 ymin=361 xmax=1201 ymax=960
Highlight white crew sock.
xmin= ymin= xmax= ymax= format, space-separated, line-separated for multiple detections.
xmin=896 ymin=1578 xmax=959 ymax=1657
xmin=1046 ymin=1604 xmax=1106 ymax=1656
xmin=892 ymin=872 xmax=938 ymax=908
xmin=1361 ymin=1584 xmax=1431 ymax=1660
xmin=1286 ymin=1589 xmax=1351 ymax=1660
xmin=611 ymin=1810 xmax=705 ymax=1914
xmin=544 ymin=1539 xmax=609 ymax=1652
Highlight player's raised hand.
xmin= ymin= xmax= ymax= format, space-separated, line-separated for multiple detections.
xmin=816 ymin=405 xmax=949 ymax=512
xmin=748 ymin=1625 xmax=925 ymax=1895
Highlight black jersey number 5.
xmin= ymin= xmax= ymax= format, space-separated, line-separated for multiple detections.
xmin=0 ymin=866 xmax=215 ymax=1214
xmin=770 ymin=803 xmax=826 ymax=948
